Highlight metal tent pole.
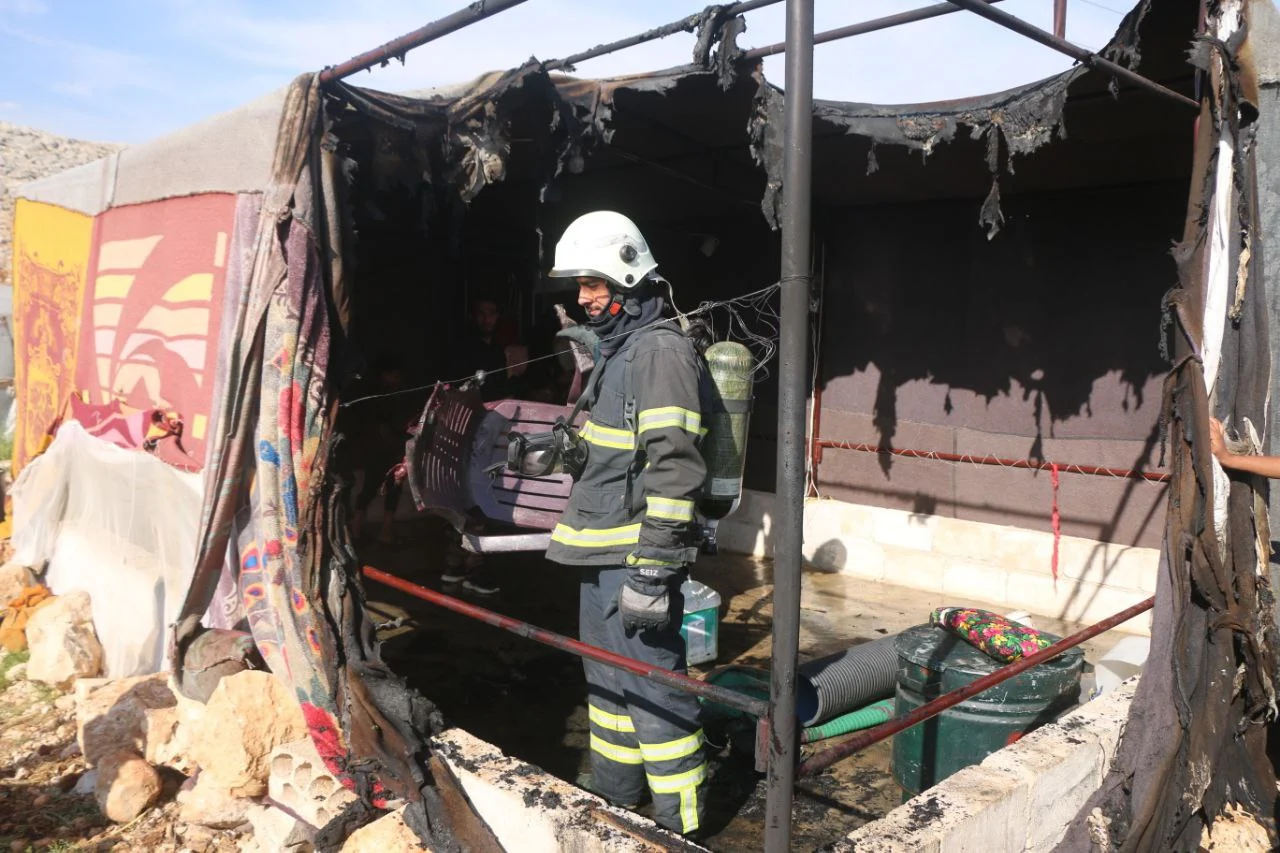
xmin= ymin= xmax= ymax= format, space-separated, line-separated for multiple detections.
xmin=944 ymin=0 xmax=1198 ymax=109
xmin=319 ymin=0 xmax=533 ymax=83
xmin=741 ymin=0 xmax=1005 ymax=60
xmin=544 ymin=0 xmax=784 ymax=72
xmin=762 ymin=0 xmax=814 ymax=850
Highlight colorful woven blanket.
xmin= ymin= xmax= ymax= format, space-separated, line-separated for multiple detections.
xmin=930 ymin=607 xmax=1053 ymax=663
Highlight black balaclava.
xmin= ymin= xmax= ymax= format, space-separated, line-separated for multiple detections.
xmin=590 ymin=278 xmax=666 ymax=358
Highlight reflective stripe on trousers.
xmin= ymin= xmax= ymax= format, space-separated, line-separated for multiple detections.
xmin=579 ymin=565 xmax=707 ymax=835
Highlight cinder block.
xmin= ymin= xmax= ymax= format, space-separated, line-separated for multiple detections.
xmin=268 ymin=738 xmax=357 ymax=830
xmin=992 ymin=528 xmax=1055 ymax=575
xmin=882 ymin=546 xmax=948 ymax=594
xmin=1055 ymin=538 xmax=1159 ymax=593
xmin=843 ymin=764 xmax=1026 ymax=853
xmin=870 ymin=507 xmax=938 ymax=552
xmin=1005 ymin=571 xmax=1068 ymax=620
xmin=938 ymin=763 xmax=1027 ymax=853
xmin=435 ymin=728 xmax=690 ymax=853
xmin=982 ymin=725 xmax=1105 ymax=852
xmin=932 ymin=516 xmax=1000 ymax=559
xmin=943 ymin=561 xmax=1008 ymax=605
xmin=843 ymin=679 xmax=1140 ymax=853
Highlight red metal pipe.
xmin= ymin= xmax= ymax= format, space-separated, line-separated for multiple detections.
xmin=362 ymin=565 xmax=770 ymax=717
xmin=809 ymin=381 xmax=823 ymax=495
xmin=814 ymin=438 xmax=1171 ymax=483
xmin=1053 ymin=0 xmax=1067 ymax=39
xmin=319 ymin=0 xmax=532 ymax=84
xmin=796 ymin=594 xmax=1155 ymax=777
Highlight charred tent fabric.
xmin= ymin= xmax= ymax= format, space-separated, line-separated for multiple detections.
xmin=169 ymin=76 xmax=458 ymax=845
xmin=1058 ymin=2 xmax=1278 ymax=850
xmin=139 ymin=0 xmax=1277 ymax=848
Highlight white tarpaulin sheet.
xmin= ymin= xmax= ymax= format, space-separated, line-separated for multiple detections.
xmin=10 ymin=421 xmax=202 ymax=676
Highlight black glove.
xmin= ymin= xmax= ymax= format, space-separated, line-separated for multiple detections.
xmin=618 ymin=565 xmax=678 ymax=636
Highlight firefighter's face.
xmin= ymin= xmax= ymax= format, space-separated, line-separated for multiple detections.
xmin=577 ymin=278 xmax=613 ymax=319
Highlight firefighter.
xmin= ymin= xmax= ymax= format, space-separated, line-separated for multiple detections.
xmin=544 ymin=211 xmax=709 ymax=836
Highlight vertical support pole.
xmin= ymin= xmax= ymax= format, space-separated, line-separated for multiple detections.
xmin=763 ymin=1 xmax=814 ymax=851
xmin=1053 ymin=0 xmax=1067 ymax=39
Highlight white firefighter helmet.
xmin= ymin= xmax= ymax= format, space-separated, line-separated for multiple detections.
xmin=548 ymin=211 xmax=658 ymax=290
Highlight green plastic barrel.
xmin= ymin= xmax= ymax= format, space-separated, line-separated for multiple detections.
xmin=891 ymin=623 xmax=1083 ymax=796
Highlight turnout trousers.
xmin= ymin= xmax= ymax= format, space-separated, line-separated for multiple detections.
xmin=579 ymin=566 xmax=708 ymax=835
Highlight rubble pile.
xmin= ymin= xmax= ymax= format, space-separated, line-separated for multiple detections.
xmin=0 ymin=568 xmax=421 ymax=852
xmin=0 ymin=121 xmax=122 ymax=286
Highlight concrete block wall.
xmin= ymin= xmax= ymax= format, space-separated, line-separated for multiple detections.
xmin=718 ymin=490 xmax=1156 ymax=634
xmin=434 ymin=728 xmax=704 ymax=853
xmin=836 ymin=678 xmax=1137 ymax=852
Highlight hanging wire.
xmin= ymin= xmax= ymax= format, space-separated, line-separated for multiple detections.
xmin=340 ymin=281 xmax=784 ymax=409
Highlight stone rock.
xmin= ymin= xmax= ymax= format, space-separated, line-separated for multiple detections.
xmin=244 ymin=804 xmax=315 ymax=853
xmin=25 ymin=591 xmax=103 ymax=688
xmin=0 ymin=562 xmax=36 ymax=608
xmin=340 ymin=807 xmax=426 ymax=852
xmin=94 ymin=750 xmax=161 ymax=823
xmin=6 ymin=661 xmax=26 ymax=682
xmin=268 ymin=738 xmax=357 ymax=829
xmin=188 ymin=671 xmax=307 ymax=798
xmin=176 ymin=772 xmax=252 ymax=830
xmin=75 ymin=673 xmax=177 ymax=766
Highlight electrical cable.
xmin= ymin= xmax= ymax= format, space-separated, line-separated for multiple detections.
xmin=340 ymin=281 xmax=784 ymax=408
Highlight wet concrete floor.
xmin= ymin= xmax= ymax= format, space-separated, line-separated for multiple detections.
xmin=364 ymin=518 xmax=1120 ymax=851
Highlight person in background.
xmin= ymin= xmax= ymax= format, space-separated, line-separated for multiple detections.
xmin=350 ymin=353 xmax=413 ymax=547
xmin=455 ymin=295 xmax=528 ymax=401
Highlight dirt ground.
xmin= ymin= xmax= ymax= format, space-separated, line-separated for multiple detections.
xmin=0 ymin=649 xmax=247 ymax=853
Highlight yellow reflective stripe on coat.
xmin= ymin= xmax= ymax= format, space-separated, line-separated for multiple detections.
xmin=647 ymin=764 xmax=706 ymax=833
xmin=646 ymin=496 xmax=694 ymax=522
xmin=637 ymin=406 xmax=702 ymax=436
xmin=580 ymin=420 xmax=636 ymax=450
xmin=639 ymin=730 xmax=704 ymax=762
xmin=590 ymin=733 xmax=644 ymax=765
xmin=551 ymin=523 xmax=642 ymax=548
xmin=588 ymin=704 xmax=636 ymax=733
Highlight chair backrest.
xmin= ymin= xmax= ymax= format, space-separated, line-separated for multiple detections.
xmin=405 ymin=386 xmax=578 ymax=532
xmin=468 ymin=400 xmax=577 ymax=531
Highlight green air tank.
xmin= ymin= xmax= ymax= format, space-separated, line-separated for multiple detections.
xmin=699 ymin=341 xmax=754 ymax=521
xmin=891 ymin=623 xmax=1083 ymax=797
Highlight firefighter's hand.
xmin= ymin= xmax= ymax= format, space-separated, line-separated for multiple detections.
xmin=618 ymin=575 xmax=673 ymax=636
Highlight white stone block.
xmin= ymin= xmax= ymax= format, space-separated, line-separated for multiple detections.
xmin=992 ymin=528 xmax=1055 ymax=575
xmin=932 ymin=516 xmax=1000 ymax=560
xmin=1055 ymin=538 xmax=1159 ymax=593
xmin=870 ymin=507 xmax=937 ymax=552
xmin=943 ymin=561 xmax=1009 ymax=605
xmin=1005 ymin=572 xmax=1067 ymax=620
xmin=882 ymin=546 xmax=948 ymax=593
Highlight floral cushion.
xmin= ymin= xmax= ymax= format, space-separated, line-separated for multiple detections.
xmin=929 ymin=606 xmax=1054 ymax=663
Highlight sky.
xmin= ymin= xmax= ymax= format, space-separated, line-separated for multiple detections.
xmin=0 ymin=0 xmax=1138 ymax=145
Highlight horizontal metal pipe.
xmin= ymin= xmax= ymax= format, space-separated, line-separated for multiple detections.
xmin=319 ymin=0 xmax=532 ymax=83
xmin=944 ymin=0 xmax=1199 ymax=109
xmin=545 ymin=0 xmax=784 ymax=72
xmin=796 ymin=594 xmax=1155 ymax=777
xmin=814 ymin=439 xmax=1171 ymax=483
xmin=742 ymin=0 xmax=1006 ymax=60
xmin=362 ymin=565 xmax=769 ymax=717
